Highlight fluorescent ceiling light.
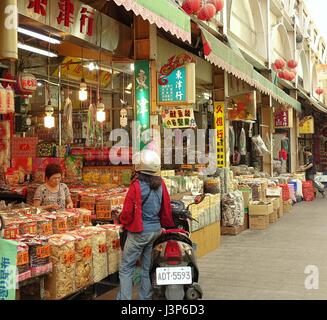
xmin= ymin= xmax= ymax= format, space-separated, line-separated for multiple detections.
xmin=18 ymin=27 xmax=61 ymax=44
xmin=18 ymin=43 xmax=58 ymax=57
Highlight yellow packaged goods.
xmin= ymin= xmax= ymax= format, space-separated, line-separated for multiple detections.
xmin=100 ymin=224 xmax=122 ymax=275
xmin=248 ymin=201 xmax=273 ymax=215
xmin=77 ymin=227 xmax=108 ymax=282
xmin=45 ymin=234 xmax=76 ymax=299
xmin=69 ymin=232 xmax=93 ymax=290
xmin=249 ymin=214 xmax=269 ymax=230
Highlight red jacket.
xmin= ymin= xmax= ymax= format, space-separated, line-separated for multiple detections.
xmin=119 ymin=178 xmax=175 ymax=232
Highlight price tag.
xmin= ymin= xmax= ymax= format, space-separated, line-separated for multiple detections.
xmin=57 ymin=219 xmax=67 ymax=231
xmin=64 ymin=251 xmax=75 ymax=265
xmin=41 ymin=223 xmax=53 ymax=236
xmin=99 ymin=244 xmax=107 ymax=253
xmin=17 ymin=251 xmax=29 ymax=266
xmin=37 ymin=245 xmax=51 ymax=259
xmin=82 ymin=246 xmax=92 ymax=260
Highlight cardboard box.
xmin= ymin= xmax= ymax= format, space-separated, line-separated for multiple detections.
xmin=249 ymin=202 xmax=273 ymax=216
xmin=266 ymin=187 xmax=282 ymax=197
xmin=267 ymin=197 xmax=280 ymax=211
xmin=240 ymin=189 xmax=252 ymax=209
xmin=221 ymin=224 xmax=243 ymax=235
xmin=269 ymin=210 xmax=278 ymax=223
xmin=283 ymin=200 xmax=292 ymax=213
xmin=249 ymin=214 xmax=269 ymax=230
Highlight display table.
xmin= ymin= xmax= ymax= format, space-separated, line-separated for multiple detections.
xmin=190 ymin=222 xmax=220 ymax=258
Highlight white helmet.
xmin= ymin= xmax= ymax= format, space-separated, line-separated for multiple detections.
xmin=133 ymin=149 xmax=161 ymax=176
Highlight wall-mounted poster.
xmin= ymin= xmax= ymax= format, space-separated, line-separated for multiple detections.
xmin=227 ymin=91 xmax=257 ymax=121
xmin=161 ymin=107 xmax=196 ymax=128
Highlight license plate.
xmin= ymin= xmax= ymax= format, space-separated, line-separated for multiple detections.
xmin=156 ymin=267 xmax=192 ymax=285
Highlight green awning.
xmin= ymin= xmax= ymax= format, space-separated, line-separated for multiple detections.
xmin=113 ymin=0 xmax=191 ymax=43
xmin=200 ymin=27 xmax=302 ymax=112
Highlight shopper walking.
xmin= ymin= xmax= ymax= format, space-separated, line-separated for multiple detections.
xmin=117 ymin=150 xmax=174 ymax=300
xmin=302 ymin=147 xmax=325 ymax=197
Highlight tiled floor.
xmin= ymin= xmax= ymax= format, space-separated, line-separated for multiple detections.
xmin=97 ymin=198 xmax=327 ymax=300
xmin=198 ymin=198 xmax=327 ymax=299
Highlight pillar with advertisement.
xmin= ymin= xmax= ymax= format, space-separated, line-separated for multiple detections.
xmin=214 ymin=102 xmax=226 ymax=168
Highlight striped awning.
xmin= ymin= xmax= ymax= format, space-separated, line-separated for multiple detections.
xmin=113 ymin=0 xmax=191 ymax=43
xmin=201 ymin=27 xmax=302 ymax=112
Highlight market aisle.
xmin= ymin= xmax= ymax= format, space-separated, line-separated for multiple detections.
xmin=198 ymin=198 xmax=327 ymax=300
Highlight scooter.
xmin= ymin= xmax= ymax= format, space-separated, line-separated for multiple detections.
xmin=149 ymin=194 xmax=205 ymax=300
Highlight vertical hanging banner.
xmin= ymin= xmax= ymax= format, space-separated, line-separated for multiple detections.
xmin=214 ymin=102 xmax=225 ymax=168
xmin=135 ymin=61 xmax=151 ymax=149
xmin=0 ymin=239 xmax=18 ymax=300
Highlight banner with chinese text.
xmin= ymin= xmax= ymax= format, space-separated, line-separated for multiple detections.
xmin=161 ymin=107 xmax=196 ymax=128
xmin=158 ymin=63 xmax=195 ymax=105
xmin=214 ymin=102 xmax=225 ymax=168
xmin=0 ymin=239 xmax=18 ymax=300
xmin=274 ymin=107 xmax=293 ymax=128
xmin=299 ymin=116 xmax=314 ymax=134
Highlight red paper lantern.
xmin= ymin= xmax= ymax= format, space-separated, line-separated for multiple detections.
xmin=288 ymin=71 xmax=296 ymax=81
xmin=316 ymin=87 xmax=324 ymax=95
xmin=287 ymin=60 xmax=298 ymax=69
xmin=197 ymin=3 xmax=217 ymax=21
xmin=274 ymin=59 xmax=286 ymax=70
xmin=208 ymin=0 xmax=224 ymax=12
xmin=283 ymin=70 xmax=292 ymax=81
xmin=181 ymin=0 xmax=201 ymax=15
xmin=278 ymin=71 xmax=285 ymax=79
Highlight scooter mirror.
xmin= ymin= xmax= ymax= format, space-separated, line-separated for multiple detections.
xmin=194 ymin=194 xmax=205 ymax=204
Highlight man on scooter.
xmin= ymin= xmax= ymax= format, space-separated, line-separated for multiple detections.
xmin=117 ymin=149 xmax=175 ymax=300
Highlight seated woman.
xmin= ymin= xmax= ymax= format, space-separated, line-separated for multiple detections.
xmin=33 ymin=164 xmax=73 ymax=211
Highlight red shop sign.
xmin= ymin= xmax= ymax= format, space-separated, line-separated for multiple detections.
xmin=275 ymin=110 xmax=289 ymax=128
xmin=16 ymin=73 xmax=37 ymax=94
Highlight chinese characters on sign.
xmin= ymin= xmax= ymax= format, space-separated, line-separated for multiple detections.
xmin=159 ymin=67 xmax=187 ymax=104
xmin=299 ymin=116 xmax=314 ymax=134
xmin=161 ymin=108 xmax=196 ymax=128
xmin=25 ymin=0 xmax=95 ymax=37
xmin=135 ymin=61 xmax=151 ymax=149
xmin=28 ymin=0 xmax=48 ymax=16
xmin=214 ymin=102 xmax=225 ymax=168
xmin=275 ymin=109 xmax=290 ymax=128
xmin=0 ymin=239 xmax=18 ymax=300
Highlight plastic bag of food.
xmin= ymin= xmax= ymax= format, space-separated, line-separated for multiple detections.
xmin=45 ymin=234 xmax=76 ymax=299
xmin=252 ymin=135 xmax=270 ymax=154
xmin=221 ymin=191 xmax=244 ymax=227
xmin=77 ymin=227 xmax=108 ymax=283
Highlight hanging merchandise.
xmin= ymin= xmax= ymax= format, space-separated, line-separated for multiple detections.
xmin=239 ymin=127 xmax=247 ymax=155
xmin=229 ymin=126 xmax=235 ymax=156
xmin=249 ymin=122 xmax=253 ymax=138
xmin=63 ymin=97 xmax=74 ymax=144
xmin=0 ymin=84 xmax=6 ymax=114
xmin=86 ymin=103 xmax=96 ymax=147
xmin=281 ymin=136 xmax=289 ymax=153
xmin=5 ymin=85 xmax=14 ymax=113
xmin=252 ymin=135 xmax=270 ymax=155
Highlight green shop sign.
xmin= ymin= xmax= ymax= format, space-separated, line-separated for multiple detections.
xmin=159 ymin=66 xmax=187 ymax=104
xmin=135 ymin=61 xmax=151 ymax=149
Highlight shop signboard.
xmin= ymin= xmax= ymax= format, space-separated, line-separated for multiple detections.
xmin=135 ymin=60 xmax=151 ymax=149
xmin=214 ymin=102 xmax=225 ymax=168
xmin=0 ymin=239 xmax=18 ymax=300
xmin=274 ymin=107 xmax=293 ymax=128
xmin=227 ymin=91 xmax=257 ymax=121
xmin=52 ymin=57 xmax=111 ymax=88
xmin=161 ymin=107 xmax=196 ymax=128
xmin=158 ymin=54 xmax=195 ymax=105
xmin=18 ymin=0 xmax=124 ymax=54
xmin=299 ymin=116 xmax=314 ymax=134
